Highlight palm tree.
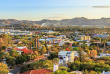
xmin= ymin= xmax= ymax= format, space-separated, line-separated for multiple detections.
xmin=102 ymin=38 xmax=107 ymax=53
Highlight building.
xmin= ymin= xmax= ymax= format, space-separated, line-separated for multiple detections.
xmin=92 ymin=34 xmax=109 ymax=38
xmin=56 ymin=35 xmax=66 ymax=39
xmin=102 ymin=71 xmax=110 ymax=74
xmin=80 ymin=35 xmax=91 ymax=41
xmin=21 ymin=69 xmax=53 ymax=74
xmin=40 ymin=30 xmax=57 ymax=34
xmin=70 ymin=71 xmax=83 ymax=74
xmin=75 ymin=35 xmax=91 ymax=41
xmin=14 ymin=46 xmax=33 ymax=55
xmin=99 ymin=53 xmax=110 ymax=57
xmin=0 ymin=29 xmax=32 ymax=35
xmin=58 ymin=51 xmax=75 ymax=65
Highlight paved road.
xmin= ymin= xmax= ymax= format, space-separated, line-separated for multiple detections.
xmin=9 ymin=57 xmax=46 ymax=74
xmin=10 ymin=67 xmax=21 ymax=74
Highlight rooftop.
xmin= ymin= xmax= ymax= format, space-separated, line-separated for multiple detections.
xmin=21 ymin=69 xmax=53 ymax=74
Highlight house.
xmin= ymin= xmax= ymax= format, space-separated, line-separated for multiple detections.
xmin=58 ymin=51 xmax=75 ymax=64
xmin=15 ymin=46 xmax=33 ymax=55
xmin=56 ymin=35 xmax=66 ymax=39
xmin=92 ymin=34 xmax=109 ymax=38
xmin=107 ymin=42 xmax=110 ymax=46
xmin=70 ymin=71 xmax=83 ymax=74
xmin=99 ymin=53 xmax=110 ymax=57
xmin=102 ymin=71 xmax=110 ymax=74
xmin=21 ymin=69 xmax=53 ymax=74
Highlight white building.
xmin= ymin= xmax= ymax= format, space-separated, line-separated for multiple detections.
xmin=58 ymin=51 xmax=75 ymax=64
xmin=99 ymin=53 xmax=110 ymax=57
xmin=0 ymin=29 xmax=32 ymax=35
xmin=107 ymin=42 xmax=110 ymax=46
xmin=41 ymin=30 xmax=57 ymax=34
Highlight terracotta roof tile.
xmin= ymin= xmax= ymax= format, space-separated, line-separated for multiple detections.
xmin=21 ymin=69 xmax=53 ymax=74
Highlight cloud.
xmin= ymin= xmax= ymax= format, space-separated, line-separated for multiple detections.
xmin=92 ymin=6 xmax=110 ymax=8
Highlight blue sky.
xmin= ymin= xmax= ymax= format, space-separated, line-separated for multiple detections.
xmin=0 ymin=0 xmax=110 ymax=21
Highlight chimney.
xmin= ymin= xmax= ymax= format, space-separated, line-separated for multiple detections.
xmin=53 ymin=64 xmax=58 ymax=72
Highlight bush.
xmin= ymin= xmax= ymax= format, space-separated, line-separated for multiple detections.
xmin=59 ymin=66 xmax=70 ymax=71
xmin=6 ymin=56 xmax=15 ymax=68
xmin=48 ymin=52 xmax=58 ymax=60
xmin=20 ymin=65 xmax=28 ymax=73
xmin=15 ymin=55 xmax=26 ymax=64
xmin=20 ymin=60 xmax=53 ymax=73
xmin=51 ymin=70 xmax=71 ymax=74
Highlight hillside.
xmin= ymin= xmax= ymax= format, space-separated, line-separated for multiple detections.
xmin=1 ymin=17 xmax=110 ymax=27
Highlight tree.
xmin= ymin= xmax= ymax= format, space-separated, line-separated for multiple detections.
xmin=15 ymin=55 xmax=27 ymax=64
xmin=41 ymin=46 xmax=47 ymax=54
xmin=59 ymin=66 xmax=70 ymax=71
xmin=102 ymin=38 xmax=107 ymax=48
xmin=1 ymin=46 xmax=6 ymax=50
xmin=23 ymin=48 xmax=33 ymax=54
xmin=9 ymin=49 xmax=19 ymax=57
xmin=40 ymin=41 xmax=45 ymax=45
xmin=53 ymin=58 xmax=59 ymax=65
xmin=66 ymin=48 xmax=70 ymax=51
xmin=81 ymin=43 xmax=88 ymax=49
xmin=0 ymin=51 xmax=6 ymax=62
xmin=73 ymin=47 xmax=78 ymax=51
xmin=90 ymin=50 xmax=97 ymax=58
xmin=78 ymin=47 xmax=86 ymax=62
xmin=34 ymin=51 xmax=39 ymax=57
xmin=0 ymin=34 xmax=8 ymax=44
xmin=68 ymin=61 xmax=80 ymax=71
xmin=48 ymin=52 xmax=58 ymax=60
xmin=51 ymin=70 xmax=71 ymax=74
xmin=0 ymin=63 xmax=9 ymax=74
xmin=6 ymin=56 xmax=15 ymax=68
xmin=45 ymin=37 xmax=48 ymax=53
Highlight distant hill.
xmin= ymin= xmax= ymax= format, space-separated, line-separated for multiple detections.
xmin=1 ymin=17 xmax=110 ymax=27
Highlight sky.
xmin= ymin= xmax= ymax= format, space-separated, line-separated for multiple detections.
xmin=0 ymin=0 xmax=110 ymax=21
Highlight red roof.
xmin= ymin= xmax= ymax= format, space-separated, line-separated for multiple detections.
xmin=21 ymin=69 xmax=53 ymax=74
xmin=15 ymin=47 xmax=33 ymax=54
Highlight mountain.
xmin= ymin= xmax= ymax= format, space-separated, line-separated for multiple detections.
xmin=1 ymin=17 xmax=110 ymax=27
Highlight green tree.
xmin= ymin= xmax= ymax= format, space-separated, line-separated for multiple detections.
xmin=0 ymin=51 xmax=6 ymax=62
xmin=51 ymin=70 xmax=71 ymax=74
xmin=48 ymin=52 xmax=58 ymax=60
xmin=6 ymin=56 xmax=15 ymax=68
xmin=9 ymin=49 xmax=19 ymax=57
xmin=15 ymin=55 xmax=28 ymax=64
xmin=41 ymin=46 xmax=47 ymax=54
xmin=1 ymin=46 xmax=6 ymax=50
xmin=53 ymin=58 xmax=59 ymax=65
